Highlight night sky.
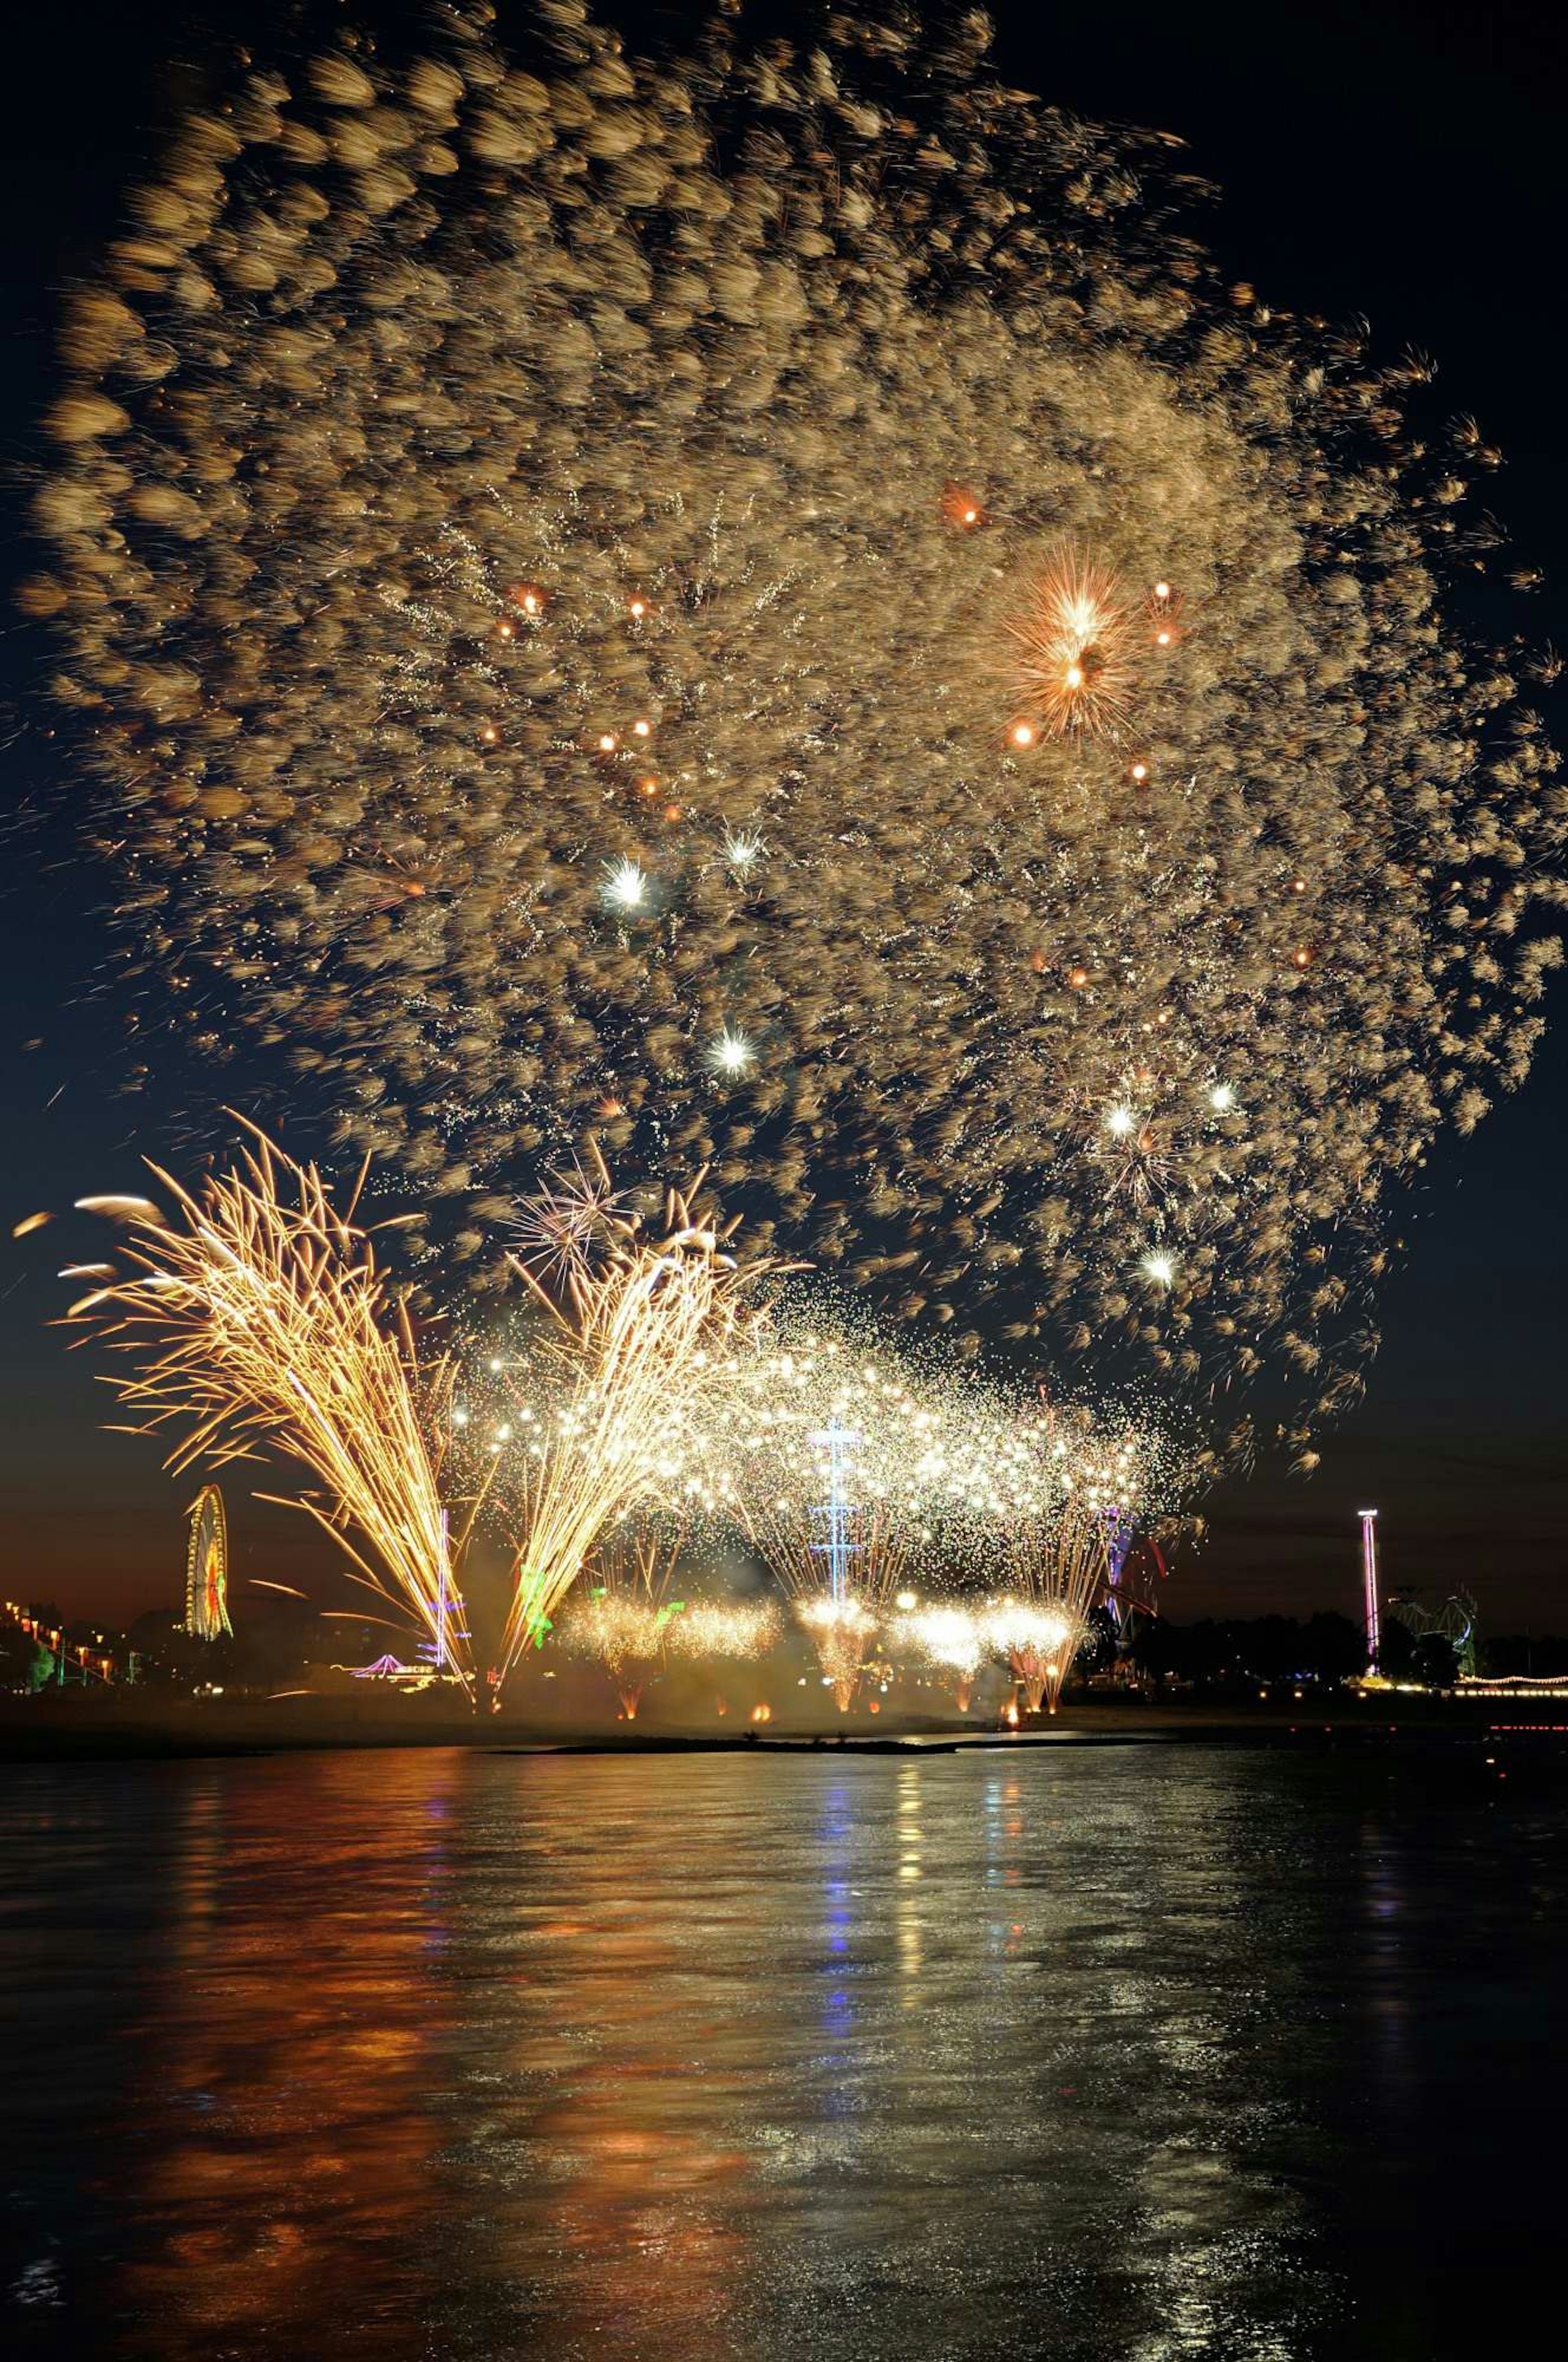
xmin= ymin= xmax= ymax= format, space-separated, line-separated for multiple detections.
xmin=2 ymin=0 xmax=1564 ymax=1629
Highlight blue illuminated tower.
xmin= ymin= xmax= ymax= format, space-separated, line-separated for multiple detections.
xmin=809 ymin=1420 xmax=861 ymax=1604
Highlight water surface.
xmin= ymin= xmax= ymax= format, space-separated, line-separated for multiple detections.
xmin=3 ymin=1744 xmax=1562 ymax=2358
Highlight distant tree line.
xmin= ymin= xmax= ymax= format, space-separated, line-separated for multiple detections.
xmin=1080 ymin=1607 xmax=1568 ymax=1690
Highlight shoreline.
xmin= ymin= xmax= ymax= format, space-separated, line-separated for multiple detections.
xmin=4 ymin=1691 xmax=1564 ymax=1764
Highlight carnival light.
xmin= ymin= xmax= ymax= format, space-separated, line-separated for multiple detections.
xmin=1360 ymin=1508 xmax=1381 ymax=1672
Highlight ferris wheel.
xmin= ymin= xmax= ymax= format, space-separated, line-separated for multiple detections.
xmin=185 ymin=1485 xmax=233 ymax=1641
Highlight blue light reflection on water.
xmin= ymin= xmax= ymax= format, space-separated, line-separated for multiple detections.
xmin=1 ymin=1744 xmax=1564 ymax=2362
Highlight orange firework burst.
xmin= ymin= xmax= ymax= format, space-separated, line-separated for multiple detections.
xmin=941 ymin=482 xmax=987 ymax=530
xmin=1003 ymin=546 xmax=1136 ymax=738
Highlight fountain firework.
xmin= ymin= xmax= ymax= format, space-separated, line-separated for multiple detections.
xmin=65 ymin=1130 xmax=481 ymax=1693
xmin=985 ymin=1415 xmax=1163 ymax=1711
xmin=701 ymin=1327 xmax=936 ymax=1709
xmin=666 ymin=1596 xmax=781 ymax=1665
xmin=893 ymin=1603 xmax=987 ymax=1714
xmin=489 ymin=1152 xmax=784 ymax=1683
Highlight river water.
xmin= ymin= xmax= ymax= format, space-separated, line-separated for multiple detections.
xmin=2 ymin=1742 xmax=1562 ymax=2359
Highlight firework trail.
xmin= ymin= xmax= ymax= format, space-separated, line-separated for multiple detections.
xmin=489 ymin=1152 xmax=784 ymax=1684
xmin=31 ymin=3 xmax=1564 ymax=1472
xmin=65 ymin=1129 xmax=481 ymax=1693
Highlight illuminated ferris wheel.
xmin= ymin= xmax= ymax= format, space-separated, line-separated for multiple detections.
xmin=185 ymin=1485 xmax=233 ymax=1641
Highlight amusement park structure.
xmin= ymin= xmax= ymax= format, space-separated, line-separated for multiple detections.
xmin=1386 ymin=1587 xmax=1480 ymax=1679
xmin=1358 ymin=1507 xmax=1478 ymax=1679
xmin=185 ymin=1485 xmax=233 ymax=1641
xmin=1359 ymin=1509 xmax=1381 ymax=1671
xmin=1102 ymin=1508 xmax=1166 ymax=1644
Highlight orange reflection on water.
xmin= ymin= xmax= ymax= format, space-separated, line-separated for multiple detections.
xmin=484 ymin=1784 xmax=755 ymax=2352
xmin=109 ymin=1753 xmax=464 ymax=2361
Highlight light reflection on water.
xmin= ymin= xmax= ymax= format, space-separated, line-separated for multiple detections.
xmin=2 ymin=1746 xmax=1564 ymax=2360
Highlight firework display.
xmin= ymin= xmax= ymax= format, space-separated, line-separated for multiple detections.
xmin=31 ymin=2 xmax=1564 ymax=1475
xmin=987 ymin=1411 xmax=1161 ymax=1708
xmin=487 ymin=1153 xmax=782 ymax=1680
xmin=66 ymin=1133 xmax=479 ymax=1691
xmin=562 ymin=1523 xmax=686 ymax=1720
xmin=984 ymin=1598 xmax=1079 ymax=1717
xmin=694 ymin=1322 xmax=937 ymax=1708
xmin=66 ymin=1123 xmax=1186 ymax=1719
xmin=891 ymin=1603 xmax=986 ymax=1713
xmin=666 ymin=1594 xmax=781 ymax=1664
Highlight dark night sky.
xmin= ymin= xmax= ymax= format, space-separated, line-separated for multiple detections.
xmin=2 ymin=0 xmax=1564 ymax=1630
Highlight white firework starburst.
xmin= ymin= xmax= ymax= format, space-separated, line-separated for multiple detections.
xmin=1089 ymin=1113 xmax=1178 ymax=1210
xmin=510 ymin=1152 xmax=633 ymax=1285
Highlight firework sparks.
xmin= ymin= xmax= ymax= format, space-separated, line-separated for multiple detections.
xmin=1003 ymin=547 xmax=1137 ymax=739
xmin=600 ymin=858 xmax=650 ymax=915
xmin=984 ymin=1598 xmax=1079 ymax=1715
xmin=893 ymin=1602 xmax=987 ymax=1712
xmin=694 ymin=1316 xmax=949 ymax=1709
xmin=562 ymin=1523 xmax=688 ymax=1721
xmin=794 ymin=1592 xmax=882 ymax=1714
xmin=490 ymin=1162 xmax=786 ymax=1684
xmin=30 ymin=2 xmax=1564 ymax=1477
xmin=666 ymin=1595 xmax=781 ymax=1662
xmin=980 ymin=1413 xmax=1166 ymax=1712
xmin=65 ymin=1131 xmax=482 ymax=1694
xmin=1091 ymin=1113 xmax=1178 ymax=1210
xmin=722 ymin=832 xmax=766 ymax=875
xmin=707 ymin=1026 xmax=756 ymax=1080
xmin=507 ymin=1147 xmax=630 ymax=1288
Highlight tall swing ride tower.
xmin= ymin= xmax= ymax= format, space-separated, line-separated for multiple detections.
xmin=1359 ymin=1509 xmax=1381 ymax=1671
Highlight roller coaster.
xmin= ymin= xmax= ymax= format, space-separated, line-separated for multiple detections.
xmin=1385 ymin=1587 xmax=1478 ymax=1678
